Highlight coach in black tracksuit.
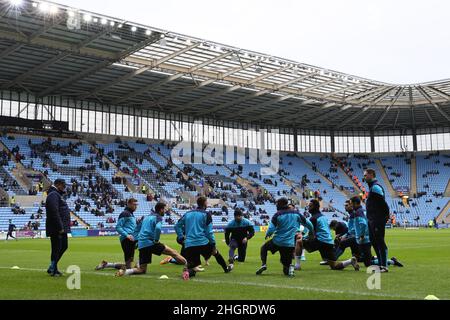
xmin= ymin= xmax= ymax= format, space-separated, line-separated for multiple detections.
xmin=45 ymin=179 xmax=71 ymax=277
xmin=364 ymin=169 xmax=390 ymax=272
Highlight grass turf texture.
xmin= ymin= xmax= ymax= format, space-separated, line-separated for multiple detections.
xmin=1 ymin=228 xmax=449 ymax=300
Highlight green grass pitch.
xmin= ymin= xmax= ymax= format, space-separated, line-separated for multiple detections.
xmin=1 ymin=228 xmax=449 ymax=300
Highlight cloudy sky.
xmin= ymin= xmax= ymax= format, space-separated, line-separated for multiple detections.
xmin=55 ymin=0 xmax=449 ymax=84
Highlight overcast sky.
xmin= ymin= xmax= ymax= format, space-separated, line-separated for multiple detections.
xmin=55 ymin=0 xmax=450 ymax=84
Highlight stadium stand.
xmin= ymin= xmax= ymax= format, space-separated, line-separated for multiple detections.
xmin=1 ymin=130 xmax=449 ymax=231
xmin=0 ymin=0 xmax=449 ymax=234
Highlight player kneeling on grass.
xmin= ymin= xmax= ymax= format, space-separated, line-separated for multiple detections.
xmin=225 ymin=208 xmax=255 ymax=267
xmin=350 ymin=197 xmax=403 ymax=270
xmin=159 ymin=230 xmax=207 ymax=273
xmin=300 ymin=199 xmax=360 ymax=271
xmin=116 ymin=202 xmax=187 ymax=278
xmin=256 ymin=198 xmax=315 ymax=277
xmin=96 ymin=198 xmax=141 ymax=271
xmin=175 ymin=196 xmax=232 ymax=278
xmin=322 ymin=200 xmax=360 ymax=265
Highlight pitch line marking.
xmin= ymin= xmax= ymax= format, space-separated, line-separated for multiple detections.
xmin=0 ymin=266 xmax=423 ymax=300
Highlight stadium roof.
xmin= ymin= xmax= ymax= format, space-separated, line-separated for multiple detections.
xmin=1 ymin=0 xmax=450 ymax=131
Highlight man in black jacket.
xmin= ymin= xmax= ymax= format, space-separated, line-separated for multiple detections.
xmin=46 ymin=179 xmax=71 ymax=277
xmin=364 ymin=169 xmax=390 ymax=273
xmin=6 ymin=220 xmax=17 ymax=241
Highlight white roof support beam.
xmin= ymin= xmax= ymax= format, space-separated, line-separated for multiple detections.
xmin=169 ymin=60 xmax=259 ymax=113
xmin=196 ymin=65 xmax=292 ymax=116
xmin=416 ymin=86 xmax=450 ymax=122
xmin=248 ymin=65 xmax=291 ymax=85
xmin=113 ymin=50 xmax=232 ymax=105
xmin=300 ymin=79 xmax=336 ymax=95
xmin=374 ymin=87 xmax=404 ymax=129
xmin=79 ymin=42 xmax=200 ymax=100
xmin=3 ymin=24 xmax=124 ymax=90
xmin=222 ymin=94 xmax=295 ymax=120
xmin=262 ymin=99 xmax=322 ymax=124
xmin=223 ymin=73 xmax=319 ymax=120
xmin=321 ymin=82 xmax=366 ymax=98
xmin=393 ymin=109 xmax=401 ymax=128
xmin=335 ymin=108 xmax=368 ymax=129
xmin=201 ymin=89 xmax=270 ymax=117
xmin=346 ymin=85 xmax=391 ymax=103
xmin=371 ymin=86 xmax=400 ymax=105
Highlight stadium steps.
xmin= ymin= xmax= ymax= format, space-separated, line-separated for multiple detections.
xmin=0 ymin=166 xmax=27 ymax=195
xmin=10 ymin=166 xmax=31 ymax=193
xmin=0 ymin=140 xmax=28 ymax=195
xmin=147 ymin=145 xmax=206 ymax=195
xmin=436 ymin=200 xmax=450 ymax=224
xmin=11 ymin=162 xmax=51 ymax=192
xmin=445 ymin=179 xmax=450 ymax=198
xmin=279 ymin=176 xmax=304 ymax=205
xmin=70 ymin=211 xmax=89 ymax=228
xmin=300 ymin=157 xmax=350 ymax=198
xmin=0 ymin=187 xmax=9 ymax=206
xmin=375 ymin=159 xmax=398 ymax=198
xmin=332 ymin=157 xmax=363 ymax=195
xmin=410 ymin=156 xmax=418 ymax=196
xmin=225 ymin=166 xmax=271 ymax=199
xmin=91 ymin=143 xmax=155 ymax=195
xmin=147 ymin=145 xmax=191 ymax=182
xmin=125 ymin=160 xmax=171 ymax=198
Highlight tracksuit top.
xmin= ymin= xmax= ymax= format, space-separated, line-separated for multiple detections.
xmin=175 ymin=208 xmax=215 ymax=249
xmin=309 ymin=210 xmax=334 ymax=245
xmin=353 ymin=207 xmax=371 ymax=245
xmin=366 ymin=180 xmax=390 ymax=223
xmin=116 ymin=208 xmax=137 ymax=242
xmin=138 ymin=214 xmax=163 ymax=249
xmin=266 ymin=210 xmax=314 ymax=248
xmin=225 ymin=218 xmax=255 ymax=245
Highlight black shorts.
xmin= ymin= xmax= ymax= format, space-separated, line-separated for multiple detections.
xmin=303 ymin=239 xmax=337 ymax=262
xmin=264 ymin=239 xmax=294 ymax=267
xmin=121 ymin=238 xmax=137 ymax=262
xmin=139 ymin=243 xmax=166 ymax=265
xmin=184 ymin=244 xmax=215 ymax=269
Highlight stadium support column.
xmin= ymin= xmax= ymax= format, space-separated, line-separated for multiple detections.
xmin=370 ymin=130 xmax=375 ymax=153
xmin=330 ymin=130 xmax=335 ymax=153
xmin=294 ymin=128 xmax=298 ymax=152
xmin=412 ymin=129 xmax=418 ymax=152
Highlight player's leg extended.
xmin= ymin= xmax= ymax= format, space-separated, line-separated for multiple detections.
xmin=117 ymin=264 xmax=147 ymax=276
xmin=320 ymin=243 xmax=359 ymax=271
xmin=162 ymin=246 xmax=187 ymax=266
xmin=95 ymin=260 xmax=124 ymax=270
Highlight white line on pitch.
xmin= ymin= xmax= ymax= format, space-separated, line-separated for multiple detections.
xmin=0 ymin=266 xmax=422 ymax=300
